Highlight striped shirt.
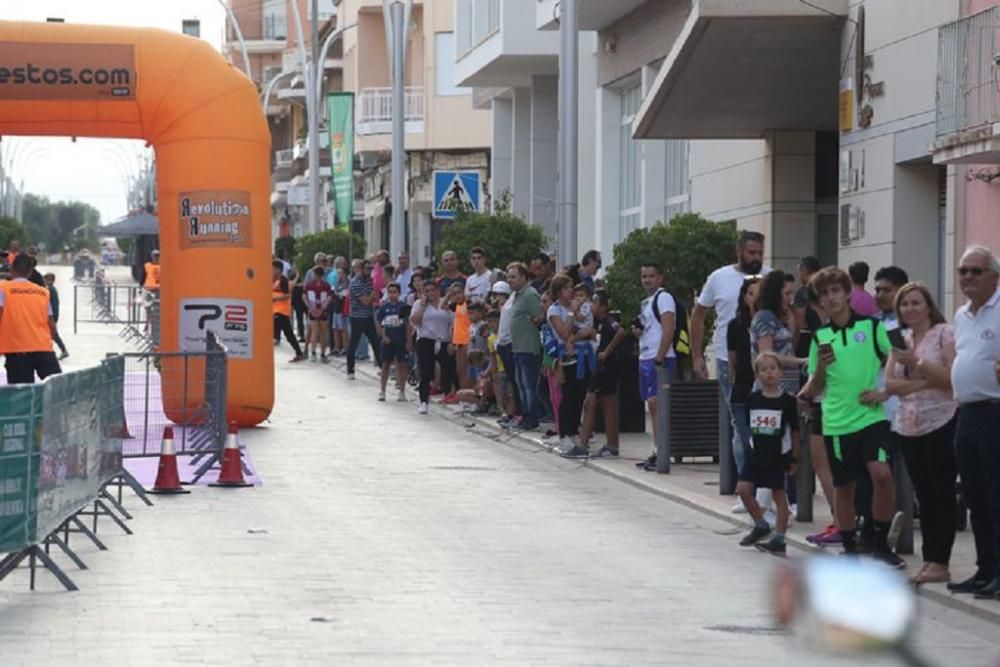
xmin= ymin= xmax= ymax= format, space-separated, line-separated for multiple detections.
xmin=349 ymin=276 xmax=374 ymax=319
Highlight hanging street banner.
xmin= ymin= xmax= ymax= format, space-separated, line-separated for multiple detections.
xmin=433 ymin=171 xmax=481 ymax=219
xmin=327 ymin=92 xmax=355 ymax=227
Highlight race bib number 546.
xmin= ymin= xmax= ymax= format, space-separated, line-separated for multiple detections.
xmin=750 ymin=409 xmax=782 ymax=436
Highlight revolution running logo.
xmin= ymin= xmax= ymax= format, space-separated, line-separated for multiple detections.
xmin=0 ymin=42 xmax=136 ymax=101
xmin=178 ymin=191 xmax=253 ymax=249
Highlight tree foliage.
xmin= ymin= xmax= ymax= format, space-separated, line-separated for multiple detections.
xmin=435 ymin=205 xmax=547 ymax=275
xmin=0 ymin=216 xmax=27 ymax=250
xmin=605 ymin=213 xmax=739 ymax=321
xmin=22 ymin=194 xmax=100 ymax=252
xmin=293 ymin=227 xmax=366 ymax=274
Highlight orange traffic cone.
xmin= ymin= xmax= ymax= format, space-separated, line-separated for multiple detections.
xmin=209 ymin=423 xmax=253 ymax=488
xmin=147 ymin=426 xmax=191 ymax=495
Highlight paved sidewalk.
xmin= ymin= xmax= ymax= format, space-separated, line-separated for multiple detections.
xmin=1 ymin=266 xmax=996 ymax=667
xmin=328 ymin=351 xmax=1000 ymax=625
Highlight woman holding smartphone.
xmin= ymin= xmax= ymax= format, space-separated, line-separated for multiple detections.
xmin=885 ymin=282 xmax=958 ymax=584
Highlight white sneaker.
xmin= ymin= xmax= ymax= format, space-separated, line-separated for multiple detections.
xmin=557 ymin=436 xmax=578 ymax=453
xmin=397 ymin=391 xmax=407 ymax=402
xmin=347 ymin=373 xmax=356 ymax=381
xmin=377 ymin=391 xmax=386 ymax=402
xmin=542 ymin=433 xmax=562 ymax=447
xmin=418 ymin=402 xmax=429 ymax=415
xmin=731 ymin=502 xmax=748 ymax=514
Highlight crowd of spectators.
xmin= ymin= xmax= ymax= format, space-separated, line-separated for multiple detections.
xmin=272 ymin=236 xmax=1000 ymax=597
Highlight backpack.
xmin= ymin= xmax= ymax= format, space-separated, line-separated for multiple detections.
xmin=650 ymin=288 xmax=692 ymax=358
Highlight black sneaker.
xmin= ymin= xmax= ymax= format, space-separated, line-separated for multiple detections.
xmin=559 ymin=444 xmax=590 ymax=460
xmin=872 ymin=550 xmax=906 ymax=570
xmin=755 ymin=538 xmax=787 ymax=557
xmin=948 ymin=572 xmax=993 ymax=594
xmin=636 ymin=453 xmax=656 ymax=469
xmin=972 ymin=578 xmax=1000 ymax=600
xmin=592 ymin=446 xmax=619 ymax=458
xmin=739 ymin=523 xmax=771 ymax=547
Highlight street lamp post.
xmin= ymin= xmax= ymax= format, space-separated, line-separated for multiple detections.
xmin=382 ymin=0 xmax=412 ymax=259
xmin=557 ymin=0 xmax=579 ymax=268
xmin=215 ymin=0 xmax=252 ymax=79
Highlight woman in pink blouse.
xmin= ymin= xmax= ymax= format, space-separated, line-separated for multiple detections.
xmin=886 ymin=282 xmax=958 ymax=584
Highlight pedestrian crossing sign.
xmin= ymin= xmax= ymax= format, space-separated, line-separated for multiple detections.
xmin=433 ymin=171 xmax=481 ymax=219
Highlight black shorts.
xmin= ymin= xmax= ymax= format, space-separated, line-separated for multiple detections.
xmin=381 ymin=341 xmax=407 ymax=364
xmin=587 ymin=364 xmax=621 ymax=396
xmin=810 ymin=403 xmax=823 ymax=436
xmin=4 ymin=351 xmax=61 ymax=384
xmin=738 ymin=442 xmax=789 ymax=490
xmin=824 ymin=421 xmax=892 ymax=487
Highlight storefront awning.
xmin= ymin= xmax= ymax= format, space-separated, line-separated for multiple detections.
xmin=633 ymin=0 xmax=847 ymax=139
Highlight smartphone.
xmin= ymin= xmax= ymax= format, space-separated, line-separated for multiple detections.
xmin=818 ymin=342 xmax=835 ymax=361
xmin=887 ymin=328 xmax=907 ymax=350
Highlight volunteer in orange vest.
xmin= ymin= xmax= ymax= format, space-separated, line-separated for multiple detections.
xmin=143 ymin=249 xmax=161 ymax=291
xmin=7 ymin=239 xmax=20 ymax=264
xmin=273 ymin=260 xmax=305 ymax=362
xmin=0 ymin=254 xmax=62 ymax=384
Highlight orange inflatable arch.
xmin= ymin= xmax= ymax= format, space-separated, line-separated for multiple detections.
xmin=0 ymin=21 xmax=274 ymax=426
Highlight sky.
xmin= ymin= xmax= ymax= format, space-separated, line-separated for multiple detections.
xmin=1 ymin=0 xmax=228 ymax=225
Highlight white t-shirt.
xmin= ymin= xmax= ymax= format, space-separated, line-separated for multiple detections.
xmin=639 ymin=289 xmax=676 ymax=361
xmin=465 ymin=270 xmax=493 ymax=303
xmin=697 ymin=264 xmax=771 ymax=362
xmin=952 ymin=287 xmax=1000 ymax=403
xmin=547 ymin=302 xmax=573 ymax=345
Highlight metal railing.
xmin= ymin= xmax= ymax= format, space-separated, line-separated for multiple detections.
xmin=74 ymin=277 xmax=160 ymax=353
xmin=356 ymin=87 xmax=425 ymax=134
xmin=456 ymin=0 xmax=501 ymax=58
xmin=117 ymin=343 xmax=228 ymax=463
xmin=936 ymin=6 xmax=1000 ymax=137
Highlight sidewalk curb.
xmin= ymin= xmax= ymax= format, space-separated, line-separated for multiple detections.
xmin=312 ymin=355 xmax=1000 ymax=625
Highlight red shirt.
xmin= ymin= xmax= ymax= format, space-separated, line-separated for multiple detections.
xmin=305 ymin=279 xmax=333 ymax=315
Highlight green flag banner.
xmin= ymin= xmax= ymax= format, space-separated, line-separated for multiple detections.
xmin=327 ymin=92 xmax=355 ymax=227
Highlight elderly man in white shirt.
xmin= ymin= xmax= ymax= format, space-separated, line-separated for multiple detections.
xmin=948 ymin=245 xmax=1000 ymax=600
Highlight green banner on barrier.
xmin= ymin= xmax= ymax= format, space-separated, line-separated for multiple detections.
xmin=0 ymin=385 xmax=41 ymax=553
xmin=0 ymin=357 xmax=124 ymax=554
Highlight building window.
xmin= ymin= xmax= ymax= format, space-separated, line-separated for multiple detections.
xmin=664 ymin=140 xmax=690 ymax=222
xmin=435 ymin=33 xmax=468 ymax=97
xmin=263 ymin=0 xmax=287 ymax=41
xmin=619 ymin=83 xmax=642 ymax=239
xmin=308 ymin=0 xmax=336 ymax=21
xmin=182 ymin=19 xmax=201 ymax=38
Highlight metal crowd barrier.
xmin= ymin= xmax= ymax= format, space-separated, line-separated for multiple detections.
xmin=116 ymin=332 xmax=229 ymax=482
xmin=73 ymin=279 xmax=161 ymax=352
xmin=0 ymin=356 xmax=137 ymax=592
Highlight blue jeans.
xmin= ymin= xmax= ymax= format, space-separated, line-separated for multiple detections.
xmin=716 ymin=359 xmax=741 ymax=471
xmin=513 ymin=352 xmax=542 ymax=428
xmin=730 ymin=401 xmax=750 ymax=475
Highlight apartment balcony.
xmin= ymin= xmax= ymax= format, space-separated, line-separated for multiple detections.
xmin=292 ymin=134 xmax=332 ymax=165
xmin=455 ymin=0 xmax=558 ymax=87
xmin=932 ymin=7 xmax=1000 ymax=163
xmin=633 ymin=0 xmax=847 ymax=140
xmin=355 ymin=87 xmax=425 ymax=136
xmin=536 ymin=0 xmax=647 ymax=31
xmin=226 ymin=14 xmax=287 ymax=55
